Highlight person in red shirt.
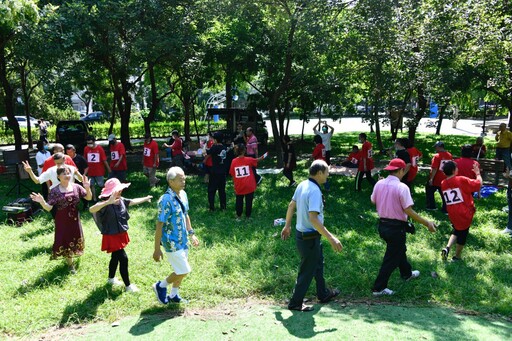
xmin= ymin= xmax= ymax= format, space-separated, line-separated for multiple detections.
xmin=84 ymin=135 xmax=110 ymax=201
xmin=455 ymin=144 xmax=480 ymax=179
xmin=440 ymin=161 xmax=482 ymax=261
xmin=341 ymin=145 xmax=361 ymax=168
xmin=356 ymin=133 xmax=376 ymax=191
xmin=312 ymin=135 xmax=329 ymax=190
xmin=108 ymin=134 xmax=127 ymax=182
xmin=142 ymin=133 xmax=160 ymax=187
xmin=202 ymin=132 xmax=214 ymax=183
xmin=405 ymin=138 xmax=422 ymax=187
xmin=229 ymin=144 xmax=265 ymax=220
xmin=426 ymin=141 xmax=453 ymax=213
xmin=42 ymin=143 xmax=77 ymax=173
xmin=163 ymin=130 xmax=184 ymax=168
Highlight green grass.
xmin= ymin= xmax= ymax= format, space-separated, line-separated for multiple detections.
xmin=0 ymin=132 xmax=511 ymax=337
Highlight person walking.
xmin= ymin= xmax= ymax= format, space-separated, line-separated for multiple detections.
xmin=426 ymin=141 xmax=453 ymax=213
xmin=207 ymin=133 xmax=227 ymax=211
xmin=355 ymin=133 xmax=377 ymax=191
xmin=281 ymin=160 xmax=342 ymax=311
xmin=108 ymin=134 xmax=127 ymax=182
xmin=90 ymin=178 xmax=153 ymax=292
xmin=313 ymin=120 xmax=334 ymax=165
xmin=495 ymin=123 xmax=512 ymax=173
xmin=142 ymin=133 xmax=160 ymax=187
xmin=440 ymin=161 xmax=482 ymax=261
xmin=84 ymin=135 xmax=111 ymax=201
xmin=405 ymin=138 xmax=422 ymax=188
xmin=152 ymin=167 xmax=199 ymax=304
xmin=394 ymin=138 xmax=412 ymax=187
xmin=30 ymin=167 xmax=92 ymax=273
xmin=371 ymin=159 xmax=436 ymax=296
xmin=163 ymin=130 xmax=184 ymax=169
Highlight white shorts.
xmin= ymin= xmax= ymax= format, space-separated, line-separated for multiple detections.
xmin=166 ymin=249 xmax=191 ymax=275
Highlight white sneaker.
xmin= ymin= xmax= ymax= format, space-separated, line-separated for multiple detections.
xmin=373 ymin=288 xmax=394 ymax=296
xmin=107 ymin=277 xmax=123 ymax=286
xmin=126 ymin=284 xmax=140 ymax=293
xmin=502 ymin=227 xmax=512 ymax=235
xmin=407 ymin=270 xmax=420 ymax=281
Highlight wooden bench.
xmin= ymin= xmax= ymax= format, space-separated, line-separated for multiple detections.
xmin=477 ymin=158 xmax=506 ymax=187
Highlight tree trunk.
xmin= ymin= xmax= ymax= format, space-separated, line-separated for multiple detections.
xmin=301 ymin=114 xmax=306 ymax=141
xmin=225 ymin=67 xmax=233 ymax=109
xmin=20 ymin=65 xmax=33 ymax=149
xmin=435 ymin=102 xmax=449 ymax=136
xmin=373 ymin=105 xmax=383 ymax=151
xmin=408 ymin=83 xmax=427 ymax=145
xmin=269 ymin=95 xmax=284 ymax=167
xmin=0 ymin=51 xmax=22 ymax=150
xmin=183 ymin=95 xmax=192 ymax=142
xmin=109 ymin=95 xmax=117 ymax=135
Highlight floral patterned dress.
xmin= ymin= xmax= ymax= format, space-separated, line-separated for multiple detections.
xmin=47 ymin=184 xmax=87 ymax=259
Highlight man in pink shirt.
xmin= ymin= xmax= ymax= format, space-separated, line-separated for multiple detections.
xmin=371 ymin=159 xmax=437 ymax=296
xmin=245 ymin=127 xmax=261 ymax=185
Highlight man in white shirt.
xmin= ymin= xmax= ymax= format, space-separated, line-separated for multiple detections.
xmin=22 ymin=153 xmax=83 ymax=190
xmin=313 ymin=121 xmax=334 ymax=165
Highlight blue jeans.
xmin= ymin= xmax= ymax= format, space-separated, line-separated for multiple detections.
xmin=496 ymin=147 xmax=512 ymax=170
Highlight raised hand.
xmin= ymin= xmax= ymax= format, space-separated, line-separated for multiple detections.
xmin=30 ymin=192 xmax=44 ymax=203
xmin=22 ymin=160 xmax=32 ymax=172
xmin=82 ymin=175 xmax=90 ymax=188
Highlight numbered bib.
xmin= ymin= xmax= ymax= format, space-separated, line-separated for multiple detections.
xmin=143 ymin=147 xmax=151 ymax=157
xmin=111 ymin=151 xmax=120 ymax=160
xmin=442 ymin=188 xmax=464 ymax=206
xmin=440 ymin=159 xmax=450 ymax=171
xmin=234 ymin=165 xmax=250 ymax=178
xmin=87 ymin=152 xmax=100 ymax=163
xmin=368 ymin=149 xmax=373 ymax=158
xmin=351 ymin=157 xmax=359 ymax=164
xmin=412 ymin=156 xmax=419 ymax=167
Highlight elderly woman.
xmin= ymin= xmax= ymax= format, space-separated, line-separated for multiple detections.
xmin=30 ymin=166 xmax=92 ymax=273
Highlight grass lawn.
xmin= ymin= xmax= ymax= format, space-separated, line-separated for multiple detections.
xmin=0 ymin=132 xmax=510 ymax=337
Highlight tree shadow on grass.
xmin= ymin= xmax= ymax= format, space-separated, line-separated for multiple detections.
xmin=59 ymin=284 xmax=122 ymax=327
xmin=20 ymin=245 xmax=52 ymax=260
xmin=15 ymin=262 xmax=71 ymax=296
xmin=128 ymin=306 xmax=185 ymax=336
xmin=274 ymin=307 xmax=337 ymax=339
xmin=19 ymin=224 xmax=54 ymax=241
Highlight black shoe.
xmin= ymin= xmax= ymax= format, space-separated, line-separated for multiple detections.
xmin=441 ymin=248 xmax=449 ymax=261
xmin=288 ymin=304 xmax=314 ymax=312
xmin=451 ymin=256 xmax=462 ymax=262
xmin=319 ymin=288 xmax=340 ymax=303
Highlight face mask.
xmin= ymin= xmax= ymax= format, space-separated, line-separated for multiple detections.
xmin=322 ymin=128 xmax=327 ymax=133
xmin=44 ymin=146 xmax=49 ymax=151
xmin=87 ymin=143 xmax=94 ymax=148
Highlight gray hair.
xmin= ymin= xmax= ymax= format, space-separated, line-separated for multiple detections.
xmin=166 ymin=166 xmax=185 ymax=182
xmin=309 ymin=160 xmax=329 ymax=176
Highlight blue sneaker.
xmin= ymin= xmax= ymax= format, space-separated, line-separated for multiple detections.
xmin=152 ymin=281 xmax=168 ymax=304
xmin=167 ymin=294 xmax=188 ymax=304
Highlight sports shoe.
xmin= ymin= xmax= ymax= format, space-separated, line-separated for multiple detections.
xmin=407 ymin=270 xmax=420 ymax=280
xmin=372 ymin=288 xmax=394 ymax=296
xmin=167 ymin=294 xmax=188 ymax=304
xmin=107 ymin=277 xmax=123 ymax=286
xmin=451 ymin=256 xmax=462 ymax=262
xmin=502 ymin=227 xmax=512 ymax=235
xmin=152 ymin=281 xmax=168 ymax=304
xmin=441 ymin=248 xmax=449 ymax=261
xmin=126 ymin=284 xmax=139 ymax=293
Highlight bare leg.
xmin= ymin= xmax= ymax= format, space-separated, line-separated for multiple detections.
xmin=166 ymin=273 xmax=187 ymax=288
xmin=454 ymin=244 xmax=464 ymax=258
xmin=446 ymin=235 xmax=457 ymax=249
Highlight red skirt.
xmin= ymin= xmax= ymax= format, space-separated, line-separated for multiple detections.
xmin=101 ymin=232 xmax=130 ymax=253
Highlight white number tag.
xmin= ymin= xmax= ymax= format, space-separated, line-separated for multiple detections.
xmin=412 ymin=156 xmax=419 ymax=167
xmin=143 ymin=147 xmax=151 ymax=157
xmin=442 ymin=188 xmax=464 ymax=206
xmin=234 ymin=165 xmax=250 ymax=178
xmin=351 ymin=157 xmax=359 ymax=164
xmin=87 ymin=152 xmax=100 ymax=163
xmin=111 ymin=151 xmax=120 ymax=160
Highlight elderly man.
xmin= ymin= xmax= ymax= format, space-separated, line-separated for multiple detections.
xmin=371 ymin=159 xmax=436 ymax=296
xmin=495 ymin=123 xmax=512 ymax=173
xmin=152 ymin=167 xmax=199 ymax=304
xmin=23 ymin=153 xmax=83 ymax=190
xmin=281 ymin=160 xmax=342 ymax=311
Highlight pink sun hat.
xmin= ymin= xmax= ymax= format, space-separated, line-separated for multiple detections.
xmin=99 ymin=178 xmax=131 ymax=198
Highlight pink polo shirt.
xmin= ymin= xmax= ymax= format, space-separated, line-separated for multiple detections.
xmin=371 ymin=175 xmax=414 ymax=221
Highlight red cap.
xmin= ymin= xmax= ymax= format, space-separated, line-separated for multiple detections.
xmin=384 ymin=158 xmax=406 ymax=171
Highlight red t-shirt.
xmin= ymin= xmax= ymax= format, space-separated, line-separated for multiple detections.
xmin=407 ymin=147 xmax=423 ymax=182
xmin=109 ymin=142 xmax=127 ymax=171
xmin=84 ymin=144 xmax=107 ymax=176
xmin=143 ymin=140 xmax=160 ymax=168
xmin=455 ymin=157 xmax=479 ymax=179
xmin=441 ymin=176 xmax=481 ymax=230
xmin=359 ymin=141 xmax=374 ymax=171
xmin=229 ymin=156 xmax=258 ymax=195
xmin=171 ymin=138 xmax=183 ymax=157
xmin=430 ymin=151 xmax=453 ymax=187
xmin=204 ymin=139 xmax=214 ymax=167
xmin=42 ymin=155 xmax=77 ymax=173
xmin=312 ymin=143 xmax=326 ymax=161
xmin=346 ymin=151 xmax=361 ymax=165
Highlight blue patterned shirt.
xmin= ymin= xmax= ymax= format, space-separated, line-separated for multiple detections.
xmin=157 ymin=188 xmax=189 ymax=252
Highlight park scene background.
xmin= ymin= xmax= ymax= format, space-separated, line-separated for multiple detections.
xmin=1 ymin=0 xmax=512 ymax=339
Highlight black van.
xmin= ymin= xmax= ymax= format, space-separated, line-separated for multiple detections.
xmin=206 ymin=108 xmax=268 ymax=145
xmin=55 ymin=120 xmax=89 ymax=154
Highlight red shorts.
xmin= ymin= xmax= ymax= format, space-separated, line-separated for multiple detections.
xmin=101 ymin=232 xmax=130 ymax=253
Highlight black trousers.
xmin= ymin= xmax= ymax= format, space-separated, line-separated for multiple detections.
xmin=373 ymin=221 xmax=412 ymax=291
xmin=236 ymin=192 xmax=254 ymax=217
xmin=109 ymin=248 xmax=130 ymax=286
xmin=425 ymin=183 xmax=447 ymax=213
xmin=288 ymin=232 xmax=329 ymax=308
xmin=208 ymin=173 xmax=226 ymax=210
xmin=325 ymin=150 xmax=331 ymax=165
xmin=355 ymin=170 xmax=376 ymax=191
xmin=283 ymin=167 xmax=294 ymax=184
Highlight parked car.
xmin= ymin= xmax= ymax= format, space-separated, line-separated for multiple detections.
xmin=80 ymin=111 xmax=108 ymax=123
xmin=55 ymin=120 xmax=89 ymax=154
xmin=1 ymin=116 xmax=39 ymax=129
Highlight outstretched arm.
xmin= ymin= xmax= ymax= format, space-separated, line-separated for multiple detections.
xmin=129 ymin=195 xmax=153 ymax=206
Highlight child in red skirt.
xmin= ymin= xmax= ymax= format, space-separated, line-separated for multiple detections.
xmin=90 ymin=178 xmax=153 ymax=292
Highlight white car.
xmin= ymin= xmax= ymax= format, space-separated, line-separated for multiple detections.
xmin=1 ymin=116 xmax=39 ymax=128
